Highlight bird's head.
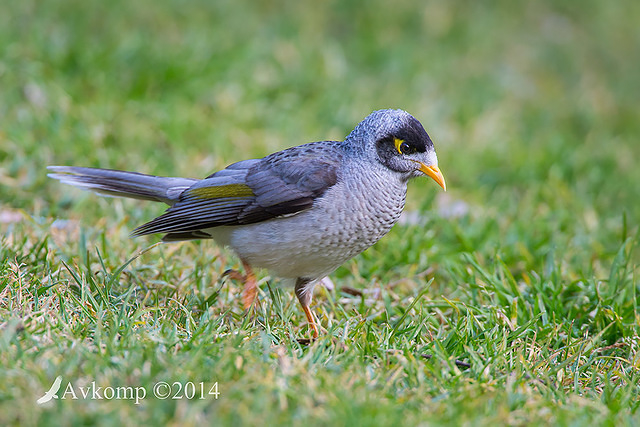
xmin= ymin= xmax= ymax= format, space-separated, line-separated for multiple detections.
xmin=345 ymin=109 xmax=446 ymax=190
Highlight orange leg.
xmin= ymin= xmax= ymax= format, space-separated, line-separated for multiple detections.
xmin=301 ymin=304 xmax=319 ymax=339
xmin=241 ymin=263 xmax=258 ymax=310
xmin=295 ymin=278 xmax=319 ymax=339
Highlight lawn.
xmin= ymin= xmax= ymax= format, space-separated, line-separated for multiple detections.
xmin=1 ymin=0 xmax=639 ymax=425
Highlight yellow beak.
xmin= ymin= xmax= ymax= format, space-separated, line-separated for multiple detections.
xmin=419 ymin=164 xmax=446 ymax=191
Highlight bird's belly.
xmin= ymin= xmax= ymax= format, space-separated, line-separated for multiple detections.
xmin=215 ymin=183 xmax=405 ymax=281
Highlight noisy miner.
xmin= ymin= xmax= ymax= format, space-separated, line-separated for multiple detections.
xmin=48 ymin=109 xmax=446 ymax=338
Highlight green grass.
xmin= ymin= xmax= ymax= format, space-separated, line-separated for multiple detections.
xmin=2 ymin=0 xmax=639 ymax=425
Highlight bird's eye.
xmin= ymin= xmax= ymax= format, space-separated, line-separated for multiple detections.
xmin=394 ymin=137 xmax=414 ymax=155
xmin=399 ymin=141 xmax=415 ymax=155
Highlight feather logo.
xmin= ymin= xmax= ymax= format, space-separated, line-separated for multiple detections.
xmin=36 ymin=376 xmax=62 ymax=405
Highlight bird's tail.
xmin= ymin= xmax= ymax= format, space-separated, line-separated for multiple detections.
xmin=47 ymin=166 xmax=198 ymax=205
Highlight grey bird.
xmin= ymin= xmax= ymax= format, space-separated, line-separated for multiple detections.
xmin=48 ymin=109 xmax=446 ymax=338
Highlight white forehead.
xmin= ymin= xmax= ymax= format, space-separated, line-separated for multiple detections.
xmin=425 ymin=150 xmax=438 ymax=166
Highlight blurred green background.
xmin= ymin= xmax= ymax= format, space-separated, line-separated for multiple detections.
xmin=4 ymin=0 xmax=639 ymax=279
xmin=4 ymin=0 xmax=639 ymax=218
xmin=1 ymin=0 xmax=639 ymax=424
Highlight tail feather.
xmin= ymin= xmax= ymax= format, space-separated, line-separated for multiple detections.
xmin=47 ymin=166 xmax=198 ymax=205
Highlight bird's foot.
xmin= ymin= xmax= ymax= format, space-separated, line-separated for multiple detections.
xmin=222 ymin=261 xmax=259 ymax=311
xmin=301 ymin=304 xmax=319 ymax=340
xmin=222 ymin=268 xmax=245 ymax=282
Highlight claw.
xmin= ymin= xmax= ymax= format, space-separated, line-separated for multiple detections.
xmin=222 ymin=261 xmax=258 ymax=310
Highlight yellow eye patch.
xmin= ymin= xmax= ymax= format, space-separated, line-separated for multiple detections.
xmin=394 ymin=138 xmax=405 ymax=154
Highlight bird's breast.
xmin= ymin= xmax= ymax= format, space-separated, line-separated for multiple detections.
xmin=225 ymin=165 xmax=407 ymax=281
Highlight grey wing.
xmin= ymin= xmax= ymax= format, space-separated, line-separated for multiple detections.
xmin=238 ymin=142 xmax=342 ymax=223
xmin=131 ymin=142 xmax=342 ymax=241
